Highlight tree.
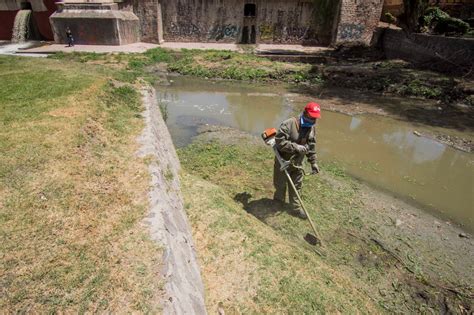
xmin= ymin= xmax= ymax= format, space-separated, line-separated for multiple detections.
xmin=401 ymin=0 xmax=429 ymax=32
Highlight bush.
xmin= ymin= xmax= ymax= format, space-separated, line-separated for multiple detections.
xmin=421 ymin=7 xmax=449 ymax=28
xmin=384 ymin=12 xmax=397 ymax=25
xmin=421 ymin=7 xmax=470 ymax=35
xmin=434 ymin=16 xmax=470 ymax=35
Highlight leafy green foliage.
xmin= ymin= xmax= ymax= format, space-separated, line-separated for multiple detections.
xmin=384 ymin=12 xmax=397 ymax=25
xmin=421 ymin=7 xmax=470 ymax=35
xmin=434 ymin=17 xmax=470 ymax=35
xmin=168 ymin=49 xmax=319 ymax=83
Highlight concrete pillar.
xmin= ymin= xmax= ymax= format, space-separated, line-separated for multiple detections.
xmin=50 ymin=1 xmax=140 ymax=45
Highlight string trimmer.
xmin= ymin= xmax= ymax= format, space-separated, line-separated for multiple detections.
xmin=262 ymin=128 xmax=324 ymax=248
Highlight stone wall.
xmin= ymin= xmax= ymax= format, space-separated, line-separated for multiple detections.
xmin=160 ymin=0 xmax=319 ymax=45
xmin=383 ymin=28 xmax=474 ymax=70
xmin=335 ymin=0 xmax=384 ymax=45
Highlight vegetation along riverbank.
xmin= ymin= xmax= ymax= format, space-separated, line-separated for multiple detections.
xmin=49 ymin=47 xmax=474 ymax=152
xmin=1 ymin=42 xmax=472 ymax=312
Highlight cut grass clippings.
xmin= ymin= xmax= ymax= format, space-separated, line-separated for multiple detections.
xmin=0 ymin=56 xmax=162 ymax=312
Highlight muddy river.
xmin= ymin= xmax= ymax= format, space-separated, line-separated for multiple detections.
xmin=158 ymin=76 xmax=474 ymax=232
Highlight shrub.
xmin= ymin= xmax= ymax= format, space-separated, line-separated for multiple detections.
xmin=421 ymin=7 xmax=449 ymax=28
xmin=384 ymin=12 xmax=397 ymax=25
xmin=434 ymin=17 xmax=470 ymax=35
xmin=421 ymin=7 xmax=470 ymax=35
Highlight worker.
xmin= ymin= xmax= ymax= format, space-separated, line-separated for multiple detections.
xmin=273 ymin=102 xmax=321 ymax=219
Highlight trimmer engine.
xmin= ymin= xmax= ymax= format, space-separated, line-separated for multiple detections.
xmin=261 ymin=128 xmax=277 ymax=146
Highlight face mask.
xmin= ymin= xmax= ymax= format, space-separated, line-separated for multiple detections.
xmin=300 ymin=115 xmax=315 ymax=128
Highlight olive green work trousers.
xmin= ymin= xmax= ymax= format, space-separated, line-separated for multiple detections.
xmin=273 ymin=157 xmax=304 ymax=211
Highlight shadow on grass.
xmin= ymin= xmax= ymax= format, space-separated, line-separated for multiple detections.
xmin=234 ymin=192 xmax=300 ymax=222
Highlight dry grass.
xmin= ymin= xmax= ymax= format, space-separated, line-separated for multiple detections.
xmin=0 ymin=56 xmax=162 ymax=312
xmin=181 ymin=173 xmax=379 ymax=313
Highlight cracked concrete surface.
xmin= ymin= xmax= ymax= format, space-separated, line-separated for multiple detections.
xmin=137 ymin=86 xmax=206 ymax=314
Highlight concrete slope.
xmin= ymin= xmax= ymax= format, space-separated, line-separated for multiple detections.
xmin=137 ymin=87 xmax=206 ymax=314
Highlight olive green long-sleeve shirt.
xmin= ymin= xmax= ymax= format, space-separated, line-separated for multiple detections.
xmin=275 ymin=117 xmax=317 ymax=166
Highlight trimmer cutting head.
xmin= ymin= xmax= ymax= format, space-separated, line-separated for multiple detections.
xmin=304 ymin=233 xmax=320 ymax=246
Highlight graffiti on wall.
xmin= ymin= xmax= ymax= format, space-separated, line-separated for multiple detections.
xmin=169 ymin=22 xmax=201 ymax=37
xmin=259 ymin=23 xmax=310 ymax=42
xmin=285 ymin=26 xmax=309 ymax=41
xmin=208 ymin=24 xmax=240 ymax=41
xmin=338 ymin=23 xmax=365 ymax=40
xmin=259 ymin=23 xmax=274 ymax=40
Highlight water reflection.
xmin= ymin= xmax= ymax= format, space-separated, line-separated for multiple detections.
xmin=383 ymin=131 xmax=446 ymax=164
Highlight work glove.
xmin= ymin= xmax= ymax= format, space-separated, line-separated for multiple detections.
xmin=295 ymin=144 xmax=308 ymax=155
xmin=311 ymin=163 xmax=320 ymax=175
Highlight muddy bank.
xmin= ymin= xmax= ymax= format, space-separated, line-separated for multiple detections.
xmin=180 ymin=125 xmax=473 ymax=313
xmin=137 ymin=87 xmax=206 ymax=314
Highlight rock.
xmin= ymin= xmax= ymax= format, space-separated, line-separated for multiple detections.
xmin=413 ymin=131 xmax=421 ymax=137
xmin=459 ymin=233 xmax=470 ymax=239
xmin=395 ymin=219 xmax=403 ymax=227
xmin=434 ymin=220 xmax=441 ymax=227
xmin=217 ymin=302 xmax=225 ymax=315
xmin=390 ymin=205 xmax=397 ymax=211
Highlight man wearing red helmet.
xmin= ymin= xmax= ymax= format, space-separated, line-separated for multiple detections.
xmin=273 ymin=102 xmax=321 ymax=219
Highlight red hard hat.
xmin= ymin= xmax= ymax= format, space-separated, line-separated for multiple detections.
xmin=304 ymin=102 xmax=321 ymax=119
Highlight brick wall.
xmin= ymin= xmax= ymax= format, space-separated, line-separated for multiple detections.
xmin=336 ymin=0 xmax=384 ymax=45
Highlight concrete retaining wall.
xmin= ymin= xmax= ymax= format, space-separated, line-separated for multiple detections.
xmin=161 ymin=0 xmax=319 ymax=45
xmin=120 ymin=0 xmax=163 ymax=43
xmin=383 ymin=28 xmax=474 ymax=70
xmin=137 ymin=87 xmax=207 ymax=314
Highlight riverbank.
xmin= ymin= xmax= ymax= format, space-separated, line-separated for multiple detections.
xmin=0 ymin=56 xmax=163 ymax=312
xmin=178 ymin=126 xmax=473 ymax=313
xmin=2 ymin=49 xmax=472 ymax=312
xmin=47 ymin=48 xmax=474 ymax=152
